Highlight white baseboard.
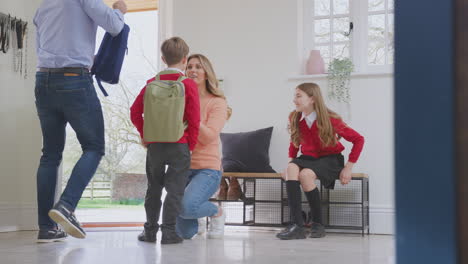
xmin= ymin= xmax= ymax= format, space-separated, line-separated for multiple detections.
xmin=0 ymin=226 xmax=20 ymax=232
xmin=0 ymin=202 xmax=37 ymax=232
xmin=369 ymin=205 xmax=395 ymax=235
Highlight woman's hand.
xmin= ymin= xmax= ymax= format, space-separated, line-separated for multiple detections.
xmin=339 ymin=162 xmax=354 ymax=185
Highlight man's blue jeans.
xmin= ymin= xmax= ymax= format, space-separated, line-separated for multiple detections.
xmin=35 ymin=72 xmax=104 ymax=230
xmin=176 ymin=169 xmax=222 ymax=239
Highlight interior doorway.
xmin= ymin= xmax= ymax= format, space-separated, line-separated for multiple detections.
xmin=62 ymin=9 xmax=159 ymax=227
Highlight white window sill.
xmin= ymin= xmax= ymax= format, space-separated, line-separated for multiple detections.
xmin=288 ymin=71 xmax=394 ymax=81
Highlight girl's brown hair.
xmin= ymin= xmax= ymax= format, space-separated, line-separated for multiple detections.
xmin=289 ymin=83 xmax=341 ymax=147
xmin=187 ymin=54 xmax=232 ymax=119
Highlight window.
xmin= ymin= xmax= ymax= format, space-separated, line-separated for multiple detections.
xmin=302 ymin=0 xmax=394 ymax=73
xmin=367 ymin=0 xmax=394 ymax=67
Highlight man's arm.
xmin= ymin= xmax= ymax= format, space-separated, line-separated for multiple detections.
xmin=79 ymin=0 xmax=127 ymax=36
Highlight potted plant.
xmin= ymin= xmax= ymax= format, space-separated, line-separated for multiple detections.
xmin=327 ymin=58 xmax=354 ymax=103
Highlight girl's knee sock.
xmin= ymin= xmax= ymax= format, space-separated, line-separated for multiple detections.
xmin=305 ymin=187 xmax=322 ymax=224
xmin=286 ymin=180 xmax=304 ymax=226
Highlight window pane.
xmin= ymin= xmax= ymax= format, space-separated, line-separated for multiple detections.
xmin=368 ymin=0 xmax=385 ymax=12
xmin=315 ymin=0 xmax=331 ymax=16
xmin=333 ymin=17 xmax=350 ymax=42
xmin=315 ymin=19 xmax=331 ymax=43
xmin=317 ymin=45 xmax=331 ymax=68
xmin=388 ymin=0 xmax=394 ymax=10
xmin=387 ymin=13 xmax=394 ymax=64
xmin=333 ymin=43 xmax=350 ymax=60
xmin=388 ymin=13 xmax=394 ymax=36
xmin=333 ymin=0 xmax=349 ymax=15
xmin=368 ymin=14 xmax=385 ymax=42
xmin=387 ymin=42 xmax=394 ymax=64
xmin=368 ymin=41 xmax=385 ymax=65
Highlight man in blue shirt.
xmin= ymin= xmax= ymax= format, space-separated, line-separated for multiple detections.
xmin=34 ymin=0 xmax=127 ymax=243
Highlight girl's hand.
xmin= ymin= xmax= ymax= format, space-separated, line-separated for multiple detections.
xmin=339 ymin=162 xmax=354 ymax=185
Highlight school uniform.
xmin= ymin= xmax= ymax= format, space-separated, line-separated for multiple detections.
xmin=277 ymin=112 xmax=365 ymax=240
xmin=289 ymin=112 xmax=364 ymax=189
xmin=130 ymin=68 xmax=200 ymax=237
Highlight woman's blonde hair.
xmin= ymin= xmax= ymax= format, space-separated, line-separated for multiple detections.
xmin=187 ymin=54 xmax=232 ymax=119
xmin=289 ymin=83 xmax=341 ymax=148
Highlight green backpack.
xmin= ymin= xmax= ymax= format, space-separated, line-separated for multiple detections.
xmin=143 ymin=71 xmax=188 ymax=142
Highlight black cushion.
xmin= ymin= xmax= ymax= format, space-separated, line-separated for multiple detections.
xmin=220 ymin=127 xmax=276 ymax=173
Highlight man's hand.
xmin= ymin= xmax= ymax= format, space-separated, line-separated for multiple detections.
xmin=113 ymin=0 xmax=128 ymax=14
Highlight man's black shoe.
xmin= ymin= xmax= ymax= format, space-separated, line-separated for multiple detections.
xmin=276 ymin=224 xmax=307 ymax=240
xmin=48 ymin=202 xmax=86 ymax=239
xmin=37 ymin=229 xmax=68 ymax=243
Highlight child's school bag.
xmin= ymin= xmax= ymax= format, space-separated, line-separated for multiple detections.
xmin=143 ymin=71 xmax=188 ymax=142
xmin=91 ymin=24 xmax=130 ymax=96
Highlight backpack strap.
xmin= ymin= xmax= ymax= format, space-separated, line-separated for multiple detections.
xmin=155 ymin=69 xmax=186 ymax=79
xmin=96 ymin=78 xmax=109 ymax=97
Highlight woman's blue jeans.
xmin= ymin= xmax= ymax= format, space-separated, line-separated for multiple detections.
xmin=176 ymin=169 xmax=222 ymax=239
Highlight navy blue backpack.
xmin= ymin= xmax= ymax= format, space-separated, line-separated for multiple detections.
xmin=91 ymin=24 xmax=130 ymax=96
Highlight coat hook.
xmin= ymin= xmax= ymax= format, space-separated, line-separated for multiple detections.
xmin=344 ymin=22 xmax=354 ymax=37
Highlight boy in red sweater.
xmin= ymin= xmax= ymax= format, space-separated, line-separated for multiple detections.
xmin=130 ymin=37 xmax=200 ymax=244
xmin=277 ymin=82 xmax=364 ymax=240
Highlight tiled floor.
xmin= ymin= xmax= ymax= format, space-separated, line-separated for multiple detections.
xmin=0 ymin=229 xmax=394 ymax=264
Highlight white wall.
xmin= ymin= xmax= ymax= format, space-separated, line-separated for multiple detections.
xmin=172 ymin=0 xmax=394 ymax=234
xmin=0 ymin=0 xmax=42 ymax=231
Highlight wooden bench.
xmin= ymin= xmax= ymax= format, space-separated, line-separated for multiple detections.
xmin=213 ymin=172 xmax=369 ymax=235
xmin=222 ymin=172 xmax=368 ymax=179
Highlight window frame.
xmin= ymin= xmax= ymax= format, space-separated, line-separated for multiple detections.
xmin=301 ymin=0 xmax=394 ymax=74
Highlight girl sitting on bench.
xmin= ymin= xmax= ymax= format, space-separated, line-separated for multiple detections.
xmin=278 ymin=82 xmax=364 ymax=240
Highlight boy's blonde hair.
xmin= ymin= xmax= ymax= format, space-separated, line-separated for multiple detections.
xmin=161 ymin=37 xmax=190 ymax=66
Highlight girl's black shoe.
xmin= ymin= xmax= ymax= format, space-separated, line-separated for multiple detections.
xmin=310 ymin=223 xmax=326 ymax=238
xmin=276 ymin=224 xmax=307 ymax=240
